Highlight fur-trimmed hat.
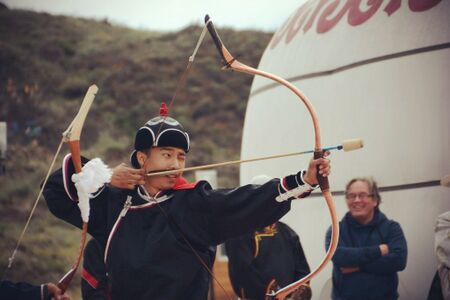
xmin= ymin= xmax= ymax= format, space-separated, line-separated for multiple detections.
xmin=130 ymin=103 xmax=190 ymax=168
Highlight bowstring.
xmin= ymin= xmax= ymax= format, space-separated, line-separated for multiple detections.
xmin=2 ymin=138 xmax=65 ymax=281
xmin=140 ymin=187 xmax=233 ymax=300
xmin=154 ymin=19 xmax=211 ymax=139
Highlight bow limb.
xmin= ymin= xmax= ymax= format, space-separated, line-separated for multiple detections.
xmin=57 ymin=84 xmax=98 ymax=293
xmin=205 ymin=16 xmax=339 ymax=300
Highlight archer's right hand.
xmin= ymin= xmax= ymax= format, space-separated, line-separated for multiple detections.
xmin=110 ymin=163 xmax=145 ymax=189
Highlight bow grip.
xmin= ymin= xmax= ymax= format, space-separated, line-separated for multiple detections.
xmin=314 ymin=150 xmax=330 ymax=191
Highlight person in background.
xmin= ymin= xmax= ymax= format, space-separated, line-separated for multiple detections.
xmin=325 ymin=177 xmax=407 ymax=300
xmin=225 ymin=221 xmax=311 ymax=300
xmin=427 ymin=211 xmax=450 ymax=300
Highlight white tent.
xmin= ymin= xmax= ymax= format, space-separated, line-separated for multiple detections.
xmin=240 ymin=1 xmax=450 ymax=299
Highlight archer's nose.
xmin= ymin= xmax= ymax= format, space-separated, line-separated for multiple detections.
xmin=170 ymin=158 xmax=181 ymax=169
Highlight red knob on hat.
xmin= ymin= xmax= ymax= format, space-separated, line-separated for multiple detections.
xmin=159 ymin=102 xmax=169 ymax=117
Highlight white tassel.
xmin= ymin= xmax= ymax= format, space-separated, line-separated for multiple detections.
xmin=72 ymin=158 xmax=112 ymax=223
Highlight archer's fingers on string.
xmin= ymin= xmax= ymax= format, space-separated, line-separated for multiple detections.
xmin=129 ymin=172 xmax=144 ymax=181
xmin=136 ymin=177 xmax=146 ymax=185
xmin=130 ymin=167 xmax=145 ymax=175
xmin=137 ymin=171 xmax=146 ymax=183
xmin=134 ymin=178 xmax=145 ymax=186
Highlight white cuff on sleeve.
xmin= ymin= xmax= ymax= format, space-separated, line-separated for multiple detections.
xmin=276 ymin=182 xmax=315 ymax=202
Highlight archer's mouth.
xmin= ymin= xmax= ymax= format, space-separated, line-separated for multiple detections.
xmin=166 ymin=173 xmax=180 ymax=179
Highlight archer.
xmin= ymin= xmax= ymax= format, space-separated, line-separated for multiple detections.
xmin=43 ymin=103 xmax=330 ymax=300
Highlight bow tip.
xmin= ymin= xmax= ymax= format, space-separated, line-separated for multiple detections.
xmin=88 ymin=84 xmax=99 ymax=94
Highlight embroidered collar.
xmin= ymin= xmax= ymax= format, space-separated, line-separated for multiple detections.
xmin=137 ymin=186 xmax=173 ymax=204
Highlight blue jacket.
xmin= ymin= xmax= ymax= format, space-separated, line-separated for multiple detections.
xmin=325 ymin=209 xmax=407 ymax=300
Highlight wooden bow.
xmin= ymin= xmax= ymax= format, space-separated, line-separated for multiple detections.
xmin=3 ymin=85 xmax=98 ymax=295
xmin=56 ymin=84 xmax=98 ymax=293
xmin=204 ymin=15 xmax=339 ymax=300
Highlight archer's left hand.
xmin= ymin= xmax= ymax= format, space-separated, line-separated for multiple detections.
xmin=303 ymin=151 xmax=331 ymax=186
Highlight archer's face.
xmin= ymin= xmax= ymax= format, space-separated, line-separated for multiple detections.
xmin=138 ymin=147 xmax=186 ymax=195
xmin=345 ymin=180 xmax=377 ymax=224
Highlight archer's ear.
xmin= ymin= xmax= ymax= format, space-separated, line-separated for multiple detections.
xmin=136 ymin=151 xmax=148 ymax=168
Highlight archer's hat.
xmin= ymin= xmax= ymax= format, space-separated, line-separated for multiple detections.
xmin=130 ymin=103 xmax=190 ymax=168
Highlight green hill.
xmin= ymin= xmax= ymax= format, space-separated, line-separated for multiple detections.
xmin=0 ymin=4 xmax=272 ymax=298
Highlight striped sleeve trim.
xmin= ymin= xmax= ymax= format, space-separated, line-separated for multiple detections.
xmin=82 ymin=267 xmax=99 ymax=289
xmin=276 ymin=170 xmax=317 ymax=202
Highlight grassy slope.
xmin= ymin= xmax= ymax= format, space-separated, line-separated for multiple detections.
xmin=0 ymin=5 xmax=272 ymax=298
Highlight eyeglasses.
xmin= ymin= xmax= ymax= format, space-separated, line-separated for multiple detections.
xmin=346 ymin=193 xmax=373 ymax=201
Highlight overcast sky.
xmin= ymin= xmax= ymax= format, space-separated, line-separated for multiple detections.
xmin=3 ymin=0 xmax=306 ymax=32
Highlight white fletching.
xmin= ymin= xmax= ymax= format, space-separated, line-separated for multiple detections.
xmin=71 ymin=158 xmax=112 ymax=222
xmin=342 ymin=139 xmax=364 ymax=151
xmin=441 ymin=175 xmax=450 ymax=188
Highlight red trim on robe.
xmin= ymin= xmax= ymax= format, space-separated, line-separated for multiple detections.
xmin=82 ymin=267 xmax=99 ymax=289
